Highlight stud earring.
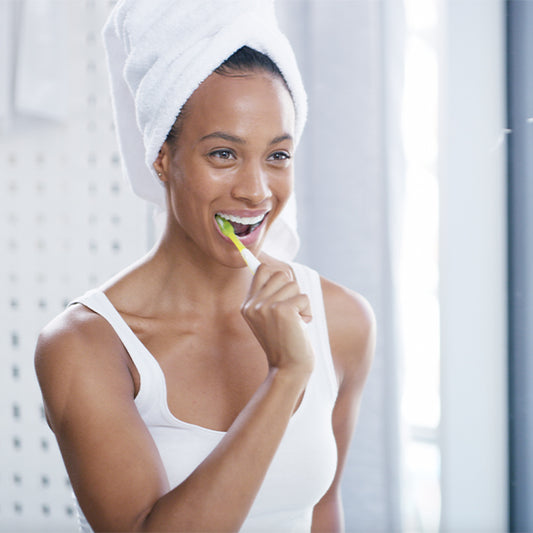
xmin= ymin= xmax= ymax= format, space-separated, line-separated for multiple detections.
xmin=157 ymin=172 xmax=162 ymax=177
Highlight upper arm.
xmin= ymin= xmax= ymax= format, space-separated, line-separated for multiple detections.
xmin=34 ymin=307 xmax=169 ymax=532
xmin=312 ymin=278 xmax=376 ymax=524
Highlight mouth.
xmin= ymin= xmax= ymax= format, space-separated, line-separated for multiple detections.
xmin=215 ymin=211 xmax=268 ymax=238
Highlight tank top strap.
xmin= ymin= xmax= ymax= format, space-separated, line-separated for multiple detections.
xmin=68 ymin=289 xmax=166 ymax=416
xmin=289 ymin=262 xmax=339 ymax=401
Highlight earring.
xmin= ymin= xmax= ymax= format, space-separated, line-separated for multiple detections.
xmin=157 ymin=172 xmax=162 ymax=177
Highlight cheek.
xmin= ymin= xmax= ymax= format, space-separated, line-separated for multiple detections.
xmin=172 ymin=180 xmax=210 ymax=219
xmin=272 ymin=169 xmax=294 ymax=209
xmin=167 ymin=166 xmax=222 ymax=225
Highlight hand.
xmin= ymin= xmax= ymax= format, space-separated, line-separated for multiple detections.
xmin=241 ymin=263 xmax=314 ymax=378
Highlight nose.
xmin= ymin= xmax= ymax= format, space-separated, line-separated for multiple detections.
xmin=231 ymin=160 xmax=272 ymax=205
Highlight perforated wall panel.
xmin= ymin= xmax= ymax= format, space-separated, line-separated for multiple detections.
xmin=1 ymin=2 xmax=150 ymax=531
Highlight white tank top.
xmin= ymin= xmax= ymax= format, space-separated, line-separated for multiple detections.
xmin=70 ymin=262 xmax=339 ymax=532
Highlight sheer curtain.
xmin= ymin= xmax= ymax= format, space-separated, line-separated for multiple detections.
xmin=277 ymin=2 xmax=405 ymax=531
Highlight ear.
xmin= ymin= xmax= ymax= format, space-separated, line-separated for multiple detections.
xmin=153 ymin=142 xmax=171 ymax=182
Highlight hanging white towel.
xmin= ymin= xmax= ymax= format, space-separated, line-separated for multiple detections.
xmin=15 ymin=0 xmax=68 ymax=122
xmin=0 ymin=0 xmax=16 ymax=132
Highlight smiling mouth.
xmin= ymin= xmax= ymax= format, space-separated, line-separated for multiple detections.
xmin=215 ymin=212 xmax=268 ymax=237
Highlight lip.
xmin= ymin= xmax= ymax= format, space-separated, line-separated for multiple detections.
xmin=214 ymin=210 xmax=270 ymax=248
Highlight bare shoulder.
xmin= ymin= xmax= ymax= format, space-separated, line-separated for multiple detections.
xmin=35 ymin=304 xmax=133 ymax=432
xmin=37 ymin=303 xmax=113 ymax=350
xmin=35 ymin=303 xmax=127 ymax=376
xmin=320 ymin=277 xmax=376 ymax=386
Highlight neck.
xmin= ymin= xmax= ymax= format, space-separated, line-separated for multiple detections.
xmin=133 ymin=223 xmax=255 ymax=316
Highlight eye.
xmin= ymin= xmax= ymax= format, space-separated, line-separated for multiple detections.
xmin=268 ymin=151 xmax=292 ymax=161
xmin=209 ymin=149 xmax=235 ymax=160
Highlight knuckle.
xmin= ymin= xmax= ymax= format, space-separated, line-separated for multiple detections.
xmin=283 ymin=267 xmax=294 ymax=280
xmin=289 ymin=280 xmax=300 ymax=290
xmin=271 ymin=300 xmax=290 ymax=316
xmin=255 ymin=263 xmax=268 ymax=276
xmin=277 ymin=269 xmax=292 ymax=281
xmin=284 ymin=280 xmax=300 ymax=296
xmin=270 ymin=301 xmax=282 ymax=312
xmin=241 ymin=300 xmax=253 ymax=316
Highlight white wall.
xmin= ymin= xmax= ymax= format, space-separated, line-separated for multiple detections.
xmin=0 ymin=2 xmax=147 ymax=531
xmin=438 ymin=1 xmax=508 ymax=531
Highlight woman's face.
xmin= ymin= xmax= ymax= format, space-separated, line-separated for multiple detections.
xmin=159 ymin=69 xmax=296 ymax=269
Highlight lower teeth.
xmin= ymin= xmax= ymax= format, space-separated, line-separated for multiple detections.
xmin=235 ymin=221 xmax=261 ymax=237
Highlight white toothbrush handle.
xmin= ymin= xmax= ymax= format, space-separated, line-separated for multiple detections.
xmin=240 ymin=248 xmax=261 ymax=274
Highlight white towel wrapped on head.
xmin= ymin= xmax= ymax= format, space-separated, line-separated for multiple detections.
xmin=102 ymin=0 xmax=307 ymax=261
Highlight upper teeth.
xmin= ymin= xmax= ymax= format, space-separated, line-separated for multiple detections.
xmin=217 ymin=213 xmax=266 ymax=225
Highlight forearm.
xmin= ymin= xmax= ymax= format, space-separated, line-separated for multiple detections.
xmin=311 ymin=491 xmax=344 ymax=533
xmin=139 ymin=368 xmax=308 ymax=532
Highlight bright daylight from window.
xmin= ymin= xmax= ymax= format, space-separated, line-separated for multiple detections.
xmin=399 ymin=0 xmax=440 ymax=531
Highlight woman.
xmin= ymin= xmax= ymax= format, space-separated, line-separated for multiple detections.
xmin=35 ymin=1 xmax=375 ymax=532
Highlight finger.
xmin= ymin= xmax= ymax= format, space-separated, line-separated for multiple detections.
xmin=248 ymin=265 xmax=293 ymax=298
xmin=288 ymin=293 xmax=313 ymax=323
xmin=242 ymin=280 xmax=296 ymax=324
xmin=260 ymin=280 xmax=303 ymax=308
xmin=247 ymin=263 xmax=275 ymax=294
xmin=250 ymin=260 xmax=294 ymax=286
xmin=263 ymin=292 xmax=313 ymax=324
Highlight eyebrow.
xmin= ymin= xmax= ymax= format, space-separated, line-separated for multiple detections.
xmin=199 ymin=131 xmax=293 ymax=145
xmin=199 ymin=131 xmax=245 ymax=144
xmin=270 ymin=134 xmax=293 ymax=145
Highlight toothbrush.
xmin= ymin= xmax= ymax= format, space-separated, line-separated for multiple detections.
xmin=215 ymin=215 xmax=261 ymax=274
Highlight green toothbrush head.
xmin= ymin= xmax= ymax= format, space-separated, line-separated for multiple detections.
xmin=215 ymin=214 xmax=245 ymax=251
xmin=215 ymin=214 xmax=233 ymax=236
